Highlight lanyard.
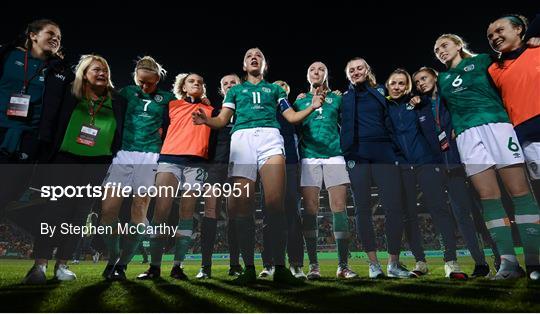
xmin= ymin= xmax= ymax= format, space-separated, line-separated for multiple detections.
xmin=433 ymin=95 xmax=441 ymax=129
xmin=22 ymin=50 xmax=48 ymax=94
xmin=88 ymin=98 xmax=105 ymax=125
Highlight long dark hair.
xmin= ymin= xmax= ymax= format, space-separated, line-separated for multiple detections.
xmin=17 ymin=19 xmax=62 ymax=58
xmin=493 ymin=14 xmax=529 ymax=68
xmin=499 ymin=14 xmax=529 ymax=40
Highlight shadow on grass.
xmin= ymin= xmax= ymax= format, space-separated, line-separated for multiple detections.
xmin=55 ymin=280 xmax=113 ymax=312
xmin=0 ymin=280 xmax=61 ymax=312
xmin=1 ymin=274 xmax=538 ymax=312
xmin=203 ymin=278 xmax=481 ymax=312
xmin=275 ymin=282 xmax=483 ymax=312
xmin=149 ymin=277 xmax=231 ymax=312
xmin=189 ymin=279 xmax=310 ymax=312
xmin=379 ymin=277 xmax=540 ymax=307
xmin=117 ymin=280 xmax=177 ymax=312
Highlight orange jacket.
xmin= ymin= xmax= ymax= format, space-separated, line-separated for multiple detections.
xmin=488 ymin=47 xmax=540 ymax=126
xmin=160 ymin=99 xmax=212 ymax=159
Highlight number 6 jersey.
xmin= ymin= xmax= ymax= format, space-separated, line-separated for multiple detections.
xmin=438 ymin=53 xmax=509 ymax=136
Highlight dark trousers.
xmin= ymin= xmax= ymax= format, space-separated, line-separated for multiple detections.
xmin=445 ymin=167 xmax=487 ymax=265
xmin=401 ymin=164 xmax=457 ymax=262
xmin=73 ymin=236 xmax=96 ymax=260
xmin=31 ymin=152 xmax=110 ymax=260
xmin=348 ymin=162 xmax=403 ymax=255
xmin=138 ymin=241 xmax=148 ymax=262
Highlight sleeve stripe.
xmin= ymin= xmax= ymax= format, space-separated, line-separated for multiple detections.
xmin=278 ymin=99 xmax=292 ymax=114
xmin=222 ymin=102 xmax=236 ymax=110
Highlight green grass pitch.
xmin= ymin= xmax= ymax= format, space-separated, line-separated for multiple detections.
xmin=0 ymin=256 xmax=538 ymax=312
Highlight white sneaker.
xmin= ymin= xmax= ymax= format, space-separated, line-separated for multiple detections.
xmin=369 ymin=262 xmax=385 ymax=279
xmin=307 ymin=263 xmax=321 ymax=280
xmin=290 ymin=266 xmax=307 ymax=280
xmin=258 ymin=266 xmax=274 ymax=278
xmin=55 ymin=264 xmax=77 ymax=281
xmin=92 ymin=252 xmax=100 ymax=263
xmin=387 ymin=262 xmax=412 ymax=278
xmin=492 ymin=259 xmax=524 ymax=280
xmin=22 ymin=264 xmax=47 ymax=284
xmin=195 ymin=266 xmax=211 ymax=279
xmin=411 ymin=261 xmax=428 ymax=277
xmin=337 ymin=265 xmax=358 ymax=279
xmin=444 ymin=260 xmax=468 ymax=280
xmin=530 ymin=270 xmax=539 ymax=281
xmin=72 ymin=260 xmax=80 ymax=265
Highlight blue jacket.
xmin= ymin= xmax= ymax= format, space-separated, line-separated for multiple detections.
xmin=386 ymin=95 xmax=436 ymax=165
xmin=415 ymin=95 xmax=462 ymax=169
xmin=340 ymin=83 xmax=402 ymax=163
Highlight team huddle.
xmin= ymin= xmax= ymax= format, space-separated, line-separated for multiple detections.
xmin=0 ymin=13 xmax=539 ymax=286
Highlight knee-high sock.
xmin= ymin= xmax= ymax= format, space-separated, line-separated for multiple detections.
xmin=118 ymin=223 xmax=144 ymax=267
xmin=512 ymin=194 xmax=540 ymax=266
xmin=482 ymin=199 xmax=516 ymax=259
xmin=102 ymin=221 xmax=120 ymax=265
xmin=234 ymin=216 xmax=255 ymax=267
xmin=261 ymin=219 xmax=274 ymax=267
xmin=149 ymin=238 xmax=166 ymax=267
xmin=227 ymin=219 xmax=240 ymax=266
xmin=201 ymin=217 xmax=217 ymax=267
xmin=302 ymin=213 xmax=318 ymax=265
xmin=333 ymin=211 xmax=350 ymax=266
xmin=174 ymin=219 xmax=193 ymax=265
xmin=531 ymin=180 xmax=540 ymax=205
xmin=267 ymin=212 xmax=288 ymax=267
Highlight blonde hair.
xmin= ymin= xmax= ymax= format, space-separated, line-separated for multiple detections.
xmin=219 ymin=73 xmax=241 ymax=96
xmin=133 ymin=56 xmax=166 ymax=85
xmin=172 ymin=73 xmax=206 ymax=100
xmin=71 ymin=54 xmax=114 ymax=99
xmin=345 ymin=57 xmax=377 ymax=87
xmin=273 ymin=80 xmax=290 ymax=96
xmin=385 ymin=68 xmax=413 ymax=95
xmin=306 ymin=61 xmax=330 ymax=91
xmin=412 ymin=66 xmax=438 ymax=81
xmin=435 ymin=34 xmax=476 ymax=60
xmin=243 ymin=47 xmax=268 ymax=76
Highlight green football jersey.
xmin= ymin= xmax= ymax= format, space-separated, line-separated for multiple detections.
xmin=438 ymin=53 xmax=509 ymax=135
xmin=223 ymin=80 xmax=287 ymax=133
xmin=120 ymin=85 xmax=175 ymax=153
xmin=293 ymin=92 xmax=342 ymax=158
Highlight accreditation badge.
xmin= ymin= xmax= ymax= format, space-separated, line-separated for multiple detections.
xmin=438 ymin=130 xmax=449 ymax=152
xmin=7 ymin=93 xmax=31 ymax=117
xmin=77 ymin=124 xmax=100 ymax=147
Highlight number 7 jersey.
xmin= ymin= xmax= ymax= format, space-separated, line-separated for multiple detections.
xmin=223 ymin=80 xmax=288 ymax=134
xmin=438 ymin=53 xmax=509 ymax=136
xmin=120 ymin=85 xmax=176 ymax=153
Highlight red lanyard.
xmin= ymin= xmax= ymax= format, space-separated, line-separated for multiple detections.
xmin=22 ymin=50 xmax=47 ymax=94
xmin=88 ymin=98 xmax=104 ymax=125
xmin=434 ymin=96 xmax=441 ymax=129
